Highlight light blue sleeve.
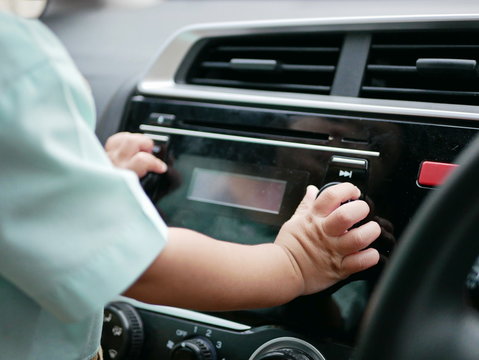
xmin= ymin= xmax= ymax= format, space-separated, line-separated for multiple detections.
xmin=0 ymin=14 xmax=168 ymax=322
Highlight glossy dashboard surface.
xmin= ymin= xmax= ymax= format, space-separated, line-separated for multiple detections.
xmin=121 ymin=95 xmax=479 ymax=356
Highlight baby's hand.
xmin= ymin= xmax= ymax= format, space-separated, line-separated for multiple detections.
xmin=105 ymin=132 xmax=167 ymax=178
xmin=275 ymin=182 xmax=380 ymax=295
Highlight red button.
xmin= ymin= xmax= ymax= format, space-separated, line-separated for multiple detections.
xmin=418 ymin=161 xmax=458 ymax=187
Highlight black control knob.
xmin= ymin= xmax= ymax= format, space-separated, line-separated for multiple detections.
xmin=171 ymin=337 xmax=217 ymax=360
xmin=140 ymin=139 xmax=171 ymax=202
xmin=101 ymin=302 xmax=144 ymax=360
xmin=256 ymin=348 xmax=313 ymax=360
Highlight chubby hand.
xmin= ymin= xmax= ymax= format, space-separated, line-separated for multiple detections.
xmin=105 ymin=132 xmax=168 ymax=178
xmin=275 ymin=182 xmax=381 ymax=295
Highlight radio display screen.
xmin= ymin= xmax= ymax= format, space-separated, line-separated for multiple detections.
xmin=188 ymin=168 xmax=287 ymax=214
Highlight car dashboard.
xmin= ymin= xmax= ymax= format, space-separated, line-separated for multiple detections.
xmin=43 ymin=2 xmax=479 ymax=360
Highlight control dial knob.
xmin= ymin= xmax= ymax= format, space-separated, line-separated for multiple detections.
xmin=256 ymin=348 xmax=313 ymax=360
xmin=101 ymin=302 xmax=144 ymax=360
xmin=171 ymin=337 xmax=217 ymax=360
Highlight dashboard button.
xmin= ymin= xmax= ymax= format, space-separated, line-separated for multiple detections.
xmin=145 ymin=133 xmax=170 ymax=162
xmin=148 ymin=112 xmax=176 ymax=126
xmin=417 ymin=161 xmax=458 ymax=187
xmin=323 ymin=156 xmax=368 ymax=192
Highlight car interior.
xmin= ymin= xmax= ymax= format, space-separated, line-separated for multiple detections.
xmin=24 ymin=0 xmax=479 ymax=359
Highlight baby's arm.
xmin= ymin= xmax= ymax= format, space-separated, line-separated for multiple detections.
xmin=124 ymin=183 xmax=380 ymax=310
xmin=105 ymin=132 xmax=167 ymax=177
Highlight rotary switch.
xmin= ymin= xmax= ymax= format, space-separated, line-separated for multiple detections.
xmin=140 ymin=135 xmax=170 ymax=200
xmin=101 ymin=302 xmax=144 ymax=360
xmin=171 ymin=336 xmax=217 ymax=360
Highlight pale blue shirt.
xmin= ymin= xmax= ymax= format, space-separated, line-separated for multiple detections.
xmin=0 ymin=13 xmax=168 ymax=360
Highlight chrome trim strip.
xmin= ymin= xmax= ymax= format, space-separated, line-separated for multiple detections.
xmin=146 ymin=134 xmax=170 ymax=142
xmin=140 ymin=124 xmax=381 ymax=157
xmin=138 ymin=84 xmax=479 ymax=123
xmin=138 ymin=14 xmax=479 ymax=123
xmin=331 ymin=156 xmax=368 ymax=167
xmin=115 ymin=296 xmax=251 ymax=331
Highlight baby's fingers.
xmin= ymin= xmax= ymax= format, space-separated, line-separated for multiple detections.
xmin=293 ymin=185 xmax=320 ymax=216
xmin=336 ymin=221 xmax=381 ymax=255
xmin=314 ymin=182 xmax=361 ymax=216
xmin=322 ymin=200 xmax=370 ymax=236
xmin=106 ymin=132 xmax=155 ymax=158
xmin=128 ymin=152 xmax=168 ymax=178
xmin=341 ymin=248 xmax=380 ymax=276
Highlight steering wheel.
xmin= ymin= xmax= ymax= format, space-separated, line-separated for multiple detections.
xmin=354 ymin=134 xmax=479 ymax=360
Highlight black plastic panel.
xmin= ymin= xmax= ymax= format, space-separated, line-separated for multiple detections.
xmin=137 ymin=308 xmax=351 ymax=360
xmin=126 ymin=97 xmax=479 ymax=241
xmin=122 ymin=96 xmax=479 ymax=357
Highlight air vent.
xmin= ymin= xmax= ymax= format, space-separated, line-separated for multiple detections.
xmin=361 ymin=31 xmax=479 ymax=106
xmin=184 ymin=33 xmax=343 ymax=95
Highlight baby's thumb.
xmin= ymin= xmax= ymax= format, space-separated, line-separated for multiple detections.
xmin=294 ymin=185 xmax=319 ymax=216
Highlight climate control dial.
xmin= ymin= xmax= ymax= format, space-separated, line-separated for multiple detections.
xmin=171 ymin=336 xmax=217 ymax=360
xmin=101 ymin=302 xmax=144 ymax=360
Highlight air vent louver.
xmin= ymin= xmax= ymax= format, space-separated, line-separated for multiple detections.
xmin=184 ymin=33 xmax=343 ymax=95
xmin=361 ymin=31 xmax=479 ymax=106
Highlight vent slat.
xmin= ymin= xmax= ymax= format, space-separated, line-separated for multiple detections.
xmin=201 ymin=61 xmax=230 ymax=69
xmin=366 ymin=65 xmax=416 ymax=73
xmin=201 ymin=61 xmax=335 ymax=73
xmin=217 ymin=46 xmax=340 ymax=53
xmin=372 ymin=44 xmax=479 ymax=50
xmin=191 ymin=78 xmax=331 ymax=94
xmin=185 ymin=33 xmax=342 ymax=95
xmin=362 ymin=86 xmax=479 ymax=98
xmin=361 ymin=31 xmax=479 ymax=106
xmin=282 ymin=64 xmax=336 ymax=72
